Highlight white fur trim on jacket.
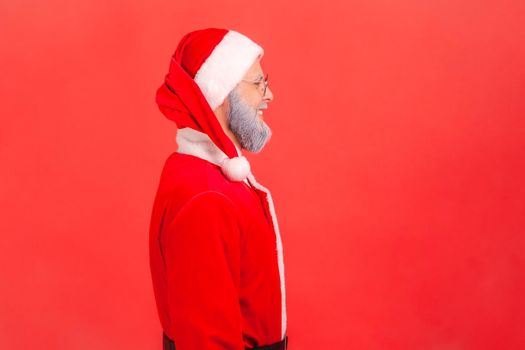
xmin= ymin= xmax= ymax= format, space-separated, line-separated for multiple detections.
xmin=175 ymin=127 xmax=287 ymax=339
xmin=246 ymin=172 xmax=287 ymax=339
xmin=175 ymin=127 xmax=250 ymax=184
xmin=194 ymin=30 xmax=264 ymax=111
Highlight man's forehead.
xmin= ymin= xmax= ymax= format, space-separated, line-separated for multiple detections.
xmin=247 ymin=70 xmax=264 ymax=81
xmin=246 ymin=59 xmax=264 ymax=80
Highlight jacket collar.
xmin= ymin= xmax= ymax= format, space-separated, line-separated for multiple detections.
xmin=176 ymin=127 xmax=231 ymax=166
xmin=175 ymin=127 xmax=251 ymax=185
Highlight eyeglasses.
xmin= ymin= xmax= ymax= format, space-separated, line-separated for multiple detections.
xmin=241 ymin=73 xmax=269 ymax=97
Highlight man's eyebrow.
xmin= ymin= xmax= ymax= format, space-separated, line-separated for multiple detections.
xmin=255 ymin=73 xmax=264 ymax=81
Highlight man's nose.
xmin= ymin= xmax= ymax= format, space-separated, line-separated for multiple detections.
xmin=264 ymin=86 xmax=274 ymax=102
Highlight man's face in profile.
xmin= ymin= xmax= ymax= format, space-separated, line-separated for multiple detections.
xmin=227 ymin=57 xmax=274 ymax=153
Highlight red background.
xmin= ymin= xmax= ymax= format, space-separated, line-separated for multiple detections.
xmin=1 ymin=0 xmax=524 ymax=349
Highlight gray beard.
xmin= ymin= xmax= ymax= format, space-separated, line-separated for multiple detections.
xmin=227 ymin=88 xmax=272 ymax=153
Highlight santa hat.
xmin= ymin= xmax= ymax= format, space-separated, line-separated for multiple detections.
xmin=155 ymin=28 xmax=264 ymax=182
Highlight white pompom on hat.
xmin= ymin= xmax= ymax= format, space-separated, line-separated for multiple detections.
xmin=221 ymin=156 xmax=251 ymax=182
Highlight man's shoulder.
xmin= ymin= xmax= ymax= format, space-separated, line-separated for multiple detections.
xmin=151 ymin=152 xmax=264 ymax=233
xmin=157 ymin=152 xmax=246 ymax=203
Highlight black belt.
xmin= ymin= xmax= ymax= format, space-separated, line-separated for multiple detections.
xmin=163 ymin=332 xmax=288 ymax=350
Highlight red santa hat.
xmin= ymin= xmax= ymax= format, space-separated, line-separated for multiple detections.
xmin=155 ymin=28 xmax=264 ymax=182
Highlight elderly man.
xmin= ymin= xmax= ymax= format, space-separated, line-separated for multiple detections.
xmin=149 ymin=28 xmax=289 ymax=350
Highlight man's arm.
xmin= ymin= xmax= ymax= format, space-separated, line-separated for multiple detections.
xmin=162 ymin=191 xmax=244 ymax=350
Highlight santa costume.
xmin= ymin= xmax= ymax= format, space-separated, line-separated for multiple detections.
xmin=148 ymin=28 xmax=289 ymax=350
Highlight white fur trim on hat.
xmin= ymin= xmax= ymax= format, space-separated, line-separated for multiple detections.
xmin=194 ymin=30 xmax=264 ymax=111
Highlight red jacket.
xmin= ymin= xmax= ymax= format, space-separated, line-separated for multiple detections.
xmin=149 ymin=128 xmax=287 ymax=350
